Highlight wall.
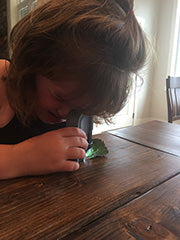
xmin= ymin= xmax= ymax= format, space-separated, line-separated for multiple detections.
xmin=133 ymin=0 xmax=160 ymax=124
xmin=150 ymin=0 xmax=178 ymax=122
xmin=7 ymin=0 xmax=18 ymax=35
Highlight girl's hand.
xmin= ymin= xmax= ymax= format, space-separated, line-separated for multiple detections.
xmin=14 ymin=127 xmax=88 ymax=177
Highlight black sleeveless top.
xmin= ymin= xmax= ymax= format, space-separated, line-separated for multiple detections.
xmin=0 ymin=115 xmax=66 ymax=144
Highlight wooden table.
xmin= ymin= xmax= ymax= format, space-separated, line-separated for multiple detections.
xmin=1 ymin=120 xmax=180 ymax=239
xmin=109 ymin=120 xmax=180 ymax=157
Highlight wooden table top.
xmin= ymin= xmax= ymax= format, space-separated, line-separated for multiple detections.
xmin=1 ymin=121 xmax=180 ymax=239
xmin=109 ymin=120 xmax=180 ymax=157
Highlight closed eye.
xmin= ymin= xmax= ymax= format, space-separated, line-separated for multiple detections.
xmin=52 ymin=93 xmax=65 ymax=102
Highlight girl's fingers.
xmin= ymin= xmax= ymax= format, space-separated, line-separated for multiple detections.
xmin=67 ymin=147 xmax=86 ymax=160
xmin=58 ymin=127 xmax=87 ymax=138
xmin=66 ymin=136 xmax=88 ymax=150
xmin=61 ymin=160 xmax=80 ymax=172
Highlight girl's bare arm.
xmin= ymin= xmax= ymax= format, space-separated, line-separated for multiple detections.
xmin=0 ymin=127 xmax=88 ymax=179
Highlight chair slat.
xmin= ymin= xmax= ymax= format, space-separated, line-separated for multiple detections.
xmin=176 ymin=89 xmax=180 ymax=115
xmin=166 ymin=76 xmax=180 ymax=123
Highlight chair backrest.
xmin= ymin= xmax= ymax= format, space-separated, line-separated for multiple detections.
xmin=166 ymin=76 xmax=180 ymax=123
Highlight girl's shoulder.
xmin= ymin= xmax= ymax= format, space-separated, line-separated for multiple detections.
xmin=0 ymin=59 xmax=14 ymax=128
xmin=0 ymin=59 xmax=10 ymax=97
xmin=0 ymin=59 xmax=10 ymax=78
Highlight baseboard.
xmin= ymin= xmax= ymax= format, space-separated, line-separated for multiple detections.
xmin=133 ymin=117 xmax=167 ymax=126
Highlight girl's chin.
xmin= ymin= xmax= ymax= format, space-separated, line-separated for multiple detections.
xmin=38 ymin=112 xmax=66 ymax=124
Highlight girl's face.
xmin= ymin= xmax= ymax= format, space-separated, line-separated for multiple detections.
xmin=35 ymin=75 xmax=90 ymax=124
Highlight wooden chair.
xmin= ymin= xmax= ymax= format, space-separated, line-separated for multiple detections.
xmin=166 ymin=76 xmax=180 ymax=123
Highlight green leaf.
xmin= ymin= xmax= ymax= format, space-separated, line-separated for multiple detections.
xmin=86 ymin=138 xmax=108 ymax=159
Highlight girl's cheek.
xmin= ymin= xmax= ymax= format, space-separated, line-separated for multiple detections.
xmin=50 ymin=99 xmax=67 ymax=109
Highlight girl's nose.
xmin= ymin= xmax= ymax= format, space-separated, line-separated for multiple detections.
xmin=57 ymin=106 xmax=71 ymax=119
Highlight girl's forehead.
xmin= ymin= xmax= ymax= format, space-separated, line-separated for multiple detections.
xmin=37 ymin=74 xmax=83 ymax=92
xmin=51 ymin=77 xmax=86 ymax=99
xmin=37 ymin=74 xmax=92 ymax=106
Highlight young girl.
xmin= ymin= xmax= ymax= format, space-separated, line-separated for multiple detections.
xmin=0 ymin=0 xmax=148 ymax=179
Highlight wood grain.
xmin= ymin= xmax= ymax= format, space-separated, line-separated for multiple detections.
xmin=0 ymin=132 xmax=180 ymax=239
xmin=65 ymin=174 xmax=180 ymax=240
xmin=109 ymin=120 xmax=180 ymax=156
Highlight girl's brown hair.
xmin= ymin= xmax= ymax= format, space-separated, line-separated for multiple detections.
xmin=6 ymin=0 xmax=148 ymax=125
